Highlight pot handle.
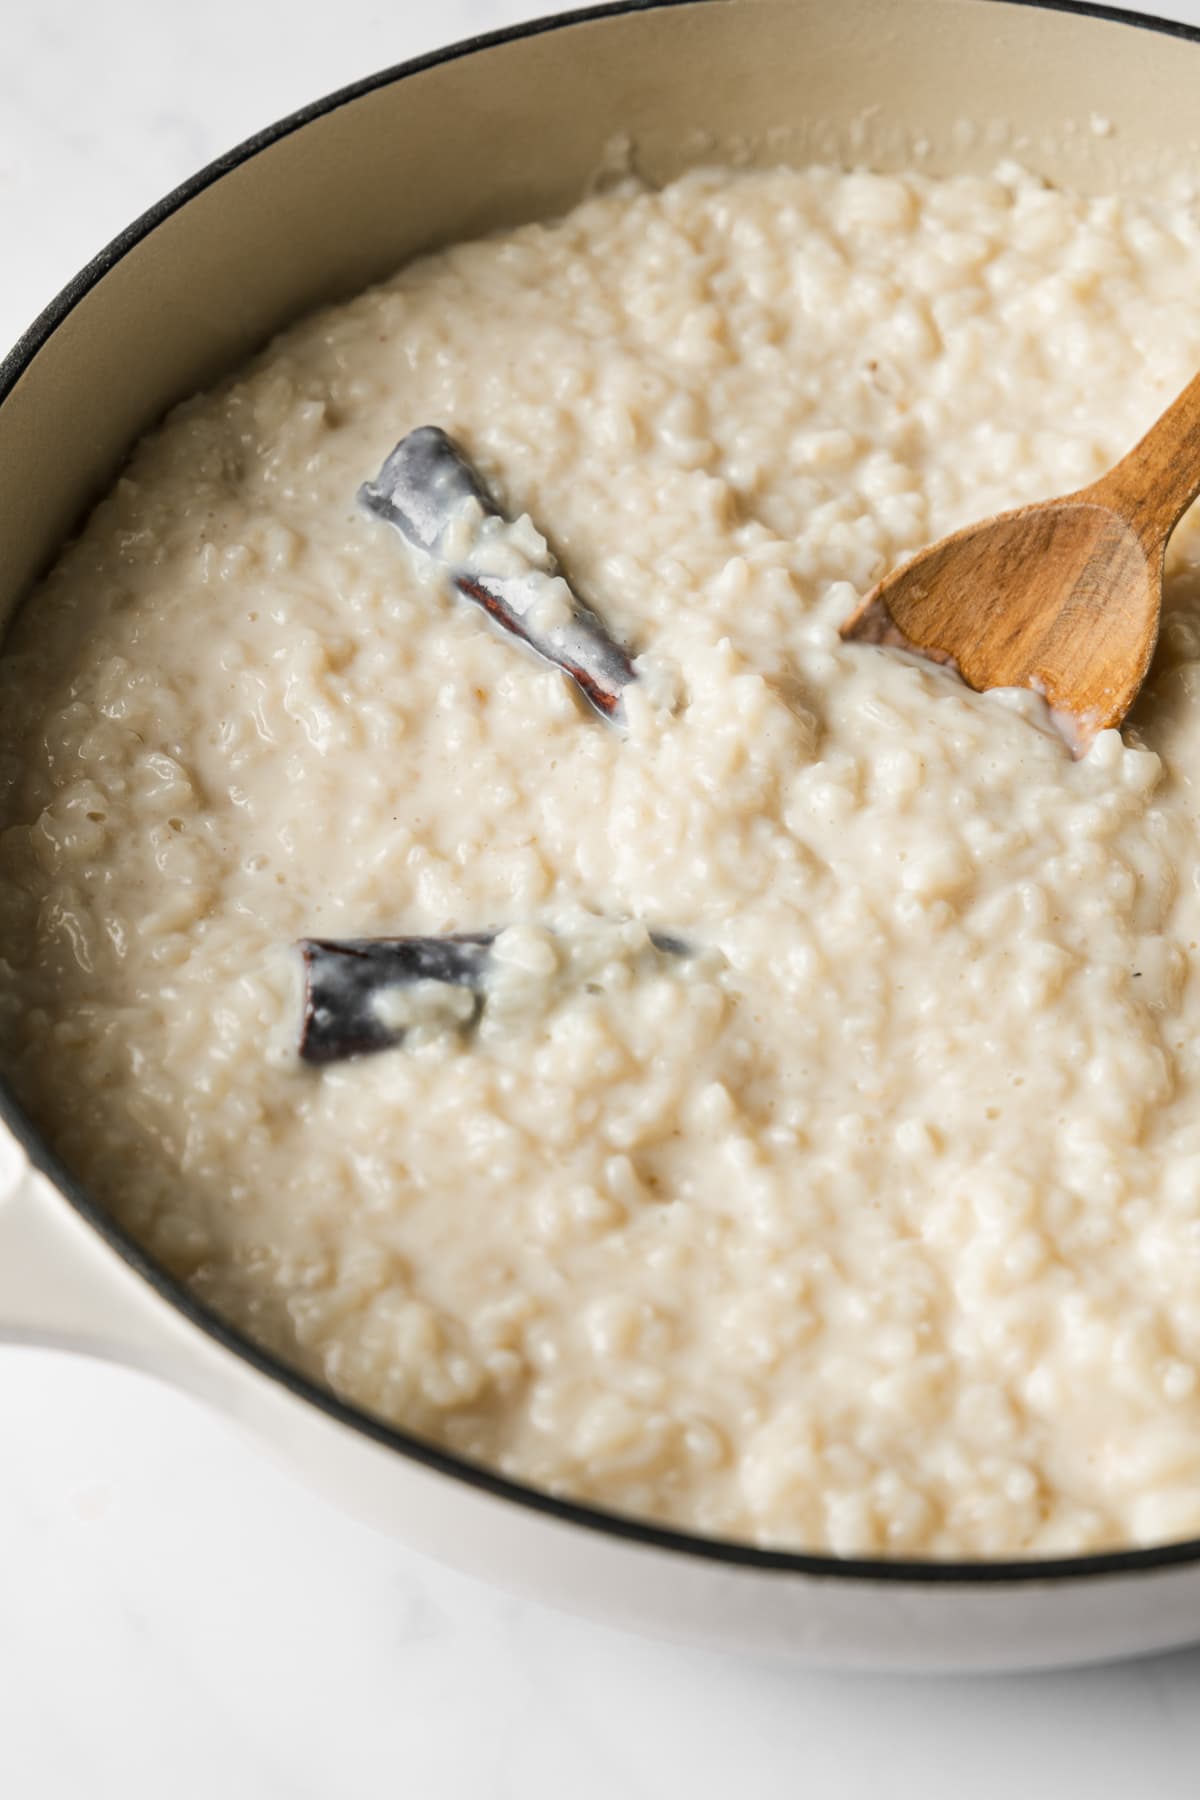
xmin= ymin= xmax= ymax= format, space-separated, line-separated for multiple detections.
xmin=0 ymin=1128 xmax=207 ymax=1376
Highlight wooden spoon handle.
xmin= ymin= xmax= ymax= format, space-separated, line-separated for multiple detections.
xmin=1085 ymin=369 xmax=1200 ymax=544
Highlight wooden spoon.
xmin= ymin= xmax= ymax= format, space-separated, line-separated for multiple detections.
xmin=839 ymin=370 xmax=1200 ymax=744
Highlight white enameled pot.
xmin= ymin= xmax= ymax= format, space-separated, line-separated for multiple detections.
xmin=5 ymin=0 xmax=1200 ymax=1672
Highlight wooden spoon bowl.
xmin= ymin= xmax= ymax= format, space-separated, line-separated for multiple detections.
xmin=840 ymin=370 xmax=1200 ymax=743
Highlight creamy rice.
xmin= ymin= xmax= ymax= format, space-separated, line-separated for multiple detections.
xmin=5 ymin=161 xmax=1200 ymax=1556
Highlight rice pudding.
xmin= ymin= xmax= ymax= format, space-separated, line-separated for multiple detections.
xmin=5 ymin=161 xmax=1200 ymax=1556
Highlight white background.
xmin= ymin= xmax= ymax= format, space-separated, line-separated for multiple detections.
xmin=6 ymin=2 xmax=1200 ymax=1794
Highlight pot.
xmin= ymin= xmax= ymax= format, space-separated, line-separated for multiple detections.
xmin=3 ymin=0 xmax=1200 ymax=1672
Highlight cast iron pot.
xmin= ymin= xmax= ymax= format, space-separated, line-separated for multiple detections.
xmin=3 ymin=0 xmax=1199 ymax=1671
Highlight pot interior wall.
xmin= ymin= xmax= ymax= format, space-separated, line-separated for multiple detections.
xmin=0 ymin=0 xmax=1195 ymax=625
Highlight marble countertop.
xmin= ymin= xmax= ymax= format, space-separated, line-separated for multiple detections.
xmin=7 ymin=2 xmax=1200 ymax=1793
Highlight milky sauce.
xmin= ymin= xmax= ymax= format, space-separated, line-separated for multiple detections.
xmin=6 ymin=162 xmax=1200 ymax=1555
